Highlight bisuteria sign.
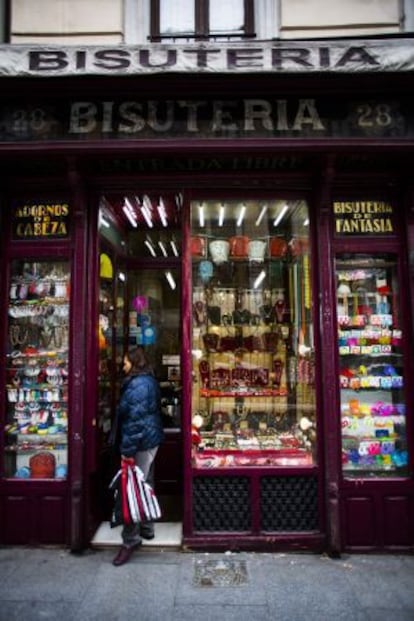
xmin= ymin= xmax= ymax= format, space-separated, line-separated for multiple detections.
xmin=0 ymin=96 xmax=410 ymax=141
xmin=1 ymin=39 xmax=414 ymax=76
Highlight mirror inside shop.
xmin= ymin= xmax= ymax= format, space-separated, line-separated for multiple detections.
xmin=191 ymin=199 xmax=316 ymax=468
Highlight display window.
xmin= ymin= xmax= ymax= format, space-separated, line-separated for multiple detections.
xmin=4 ymin=259 xmax=70 ymax=479
xmin=336 ymin=253 xmax=408 ymax=477
xmin=190 ymin=198 xmax=316 ymax=468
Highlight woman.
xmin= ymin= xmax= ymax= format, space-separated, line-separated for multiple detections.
xmin=112 ymin=346 xmax=164 ymax=567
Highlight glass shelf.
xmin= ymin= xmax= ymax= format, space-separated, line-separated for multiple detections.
xmin=336 ymin=253 xmax=408 ymax=477
xmin=5 ymin=259 xmax=70 ymax=480
xmin=191 ymin=198 xmax=316 ymax=469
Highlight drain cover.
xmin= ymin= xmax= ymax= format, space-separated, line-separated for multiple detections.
xmin=193 ymin=558 xmax=249 ymax=587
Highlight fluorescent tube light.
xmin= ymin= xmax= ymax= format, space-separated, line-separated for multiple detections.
xmin=158 ymin=241 xmax=168 ymax=257
xmin=165 ymin=271 xmax=176 ymax=290
xmin=237 ymin=204 xmax=246 ymax=227
xmin=198 ymin=203 xmax=205 ymax=228
xmin=157 ymin=197 xmax=168 ymax=227
xmin=122 ymin=204 xmax=137 ymax=228
xmin=255 ymin=205 xmax=267 ymax=226
xmin=253 ymin=270 xmax=266 ymax=289
xmin=170 ymin=240 xmax=179 ymax=257
xmin=218 ymin=203 xmax=225 ymax=227
xmin=273 ymin=204 xmax=289 ymax=227
xmin=144 ymin=239 xmax=157 ymax=257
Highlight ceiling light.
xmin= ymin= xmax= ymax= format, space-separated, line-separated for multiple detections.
xmin=157 ymin=196 xmax=168 ymax=227
xmin=122 ymin=203 xmax=137 ymax=228
xmin=255 ymin=205 xmax=267 ymax=226
xmin=273 ymin=204 xmax=289 ymax=227
xmin=158 ymin=241 xmax=168 ymax=257
xmin=141 ymin=195 xmax=153 ymax=228
xmin=144 ymin=239 xmax=157 ymax=256
xmin=237 ymin=204 xmax=246 ymax=227
xmin=253 ymin=269 xmax=266 ymax=289
xmin=198 ymin=203 xmax=205 ymax=227
xmin=170 ymin=240 xmax=179 ymax=257
xmin=165 ymin=271 xmax=176 ymax=290
xmin=218 ymin=203 xmax=225 ymax=227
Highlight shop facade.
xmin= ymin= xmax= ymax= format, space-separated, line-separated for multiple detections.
xmin=0 ymin=39 xmax=414 ymax=554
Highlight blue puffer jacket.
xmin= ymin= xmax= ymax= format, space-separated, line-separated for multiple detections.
xmin=117 ymin=372 xmax=164 ymax=457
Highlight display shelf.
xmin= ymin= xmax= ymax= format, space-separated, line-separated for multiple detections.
xmin=5 ymin=259 xmax=70 ymax=479
xmin=193 ymin=448 xmax=313 ymax=468
xmin=336 ymin=253 xmax=408 ymax=476
xmin=191 ymin=198 xmax=316 ymax=469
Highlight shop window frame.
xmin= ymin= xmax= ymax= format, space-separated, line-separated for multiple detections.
xmin=149 ymin=0 xmax=255 ymax=41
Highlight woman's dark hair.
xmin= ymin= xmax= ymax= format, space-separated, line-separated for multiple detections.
xmin=127 ymin=346 xmax=153 ymax=375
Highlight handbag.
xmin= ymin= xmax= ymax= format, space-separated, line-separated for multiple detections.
xmin=109 ymin=457 xmax=162 ymax=527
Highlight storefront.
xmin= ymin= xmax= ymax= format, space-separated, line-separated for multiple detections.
xmin=0 ymin=38 xmax=413 ymax=553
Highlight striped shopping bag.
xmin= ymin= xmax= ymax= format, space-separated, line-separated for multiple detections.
xmin=109 ymin=457 xmax=161 ymax=527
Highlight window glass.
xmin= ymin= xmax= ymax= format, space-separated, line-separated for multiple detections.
xmin=160 ymin=0 xmax=195 ymax=35
xmin=127 ymin=268 xmax=182 ymax=428
xmin=336 ymin=253 xmax=408 ymax=477
xmin=210 ymin=0 xmax=245 ymax=34
xmin=156 ymin=0 xmax=253 ymax=39
xmin=5 ymin=260 xmax=70 ymax=479
xmin=191 ymin=198 xmax=316 ymax=468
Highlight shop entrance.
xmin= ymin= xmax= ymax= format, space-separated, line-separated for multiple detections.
xmin=92 ymin=192 xmax=183 ymax=541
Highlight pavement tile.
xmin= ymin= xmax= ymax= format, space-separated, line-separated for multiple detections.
xmin=364 ymin=608 xmax=414 ymax=621
xmin=171 ymin=604 xmax=271 ymax=621
xmin=0 ymin=600 xmax=77 ymax=621
xmin=0 ymin=549 xmax=100 ymax=602
xmin=256 ymin=554 xmax=367 ymax=618
xmin=343 ymin=559 xmax=414 ymax=610
xmin=75 ymin=558 xmax=179 ymax=621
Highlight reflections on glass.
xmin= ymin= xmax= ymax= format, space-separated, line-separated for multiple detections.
xmin=127 ymin=269 xmax=182 ymax=428
xmin=5 ymin=260 xmax=70 ymax=479
xmin=100 ymin=193 xmax=182 ymax=259
xmin=336 ymin=254 xmax=408 ymax=477
xmin=190 ymin=198 xmax=316 ymax=468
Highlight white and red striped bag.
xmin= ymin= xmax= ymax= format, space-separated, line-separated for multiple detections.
xmin=110 ymin=458 xmax=161 ymax=525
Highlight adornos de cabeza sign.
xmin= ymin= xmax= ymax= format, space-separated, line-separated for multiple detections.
xmin=11 ymin=202 xmax=70 ymax=239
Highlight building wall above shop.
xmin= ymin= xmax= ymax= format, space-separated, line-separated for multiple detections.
xmin=280 ymin=0 xmax=402 ymax=38
xmin=10 ymin=0 xmax=124 ymax=44
xmin=5 ymin=0 xmax=410 ymax=45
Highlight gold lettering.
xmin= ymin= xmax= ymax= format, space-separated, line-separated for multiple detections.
xmin=335 ymin=217 xmax=393 ymax=235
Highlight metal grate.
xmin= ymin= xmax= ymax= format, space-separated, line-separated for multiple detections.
xmin=193 ymin=477 xmax=251 ymax=531
xmin=260 ymin=476 xmax=319 ymax=531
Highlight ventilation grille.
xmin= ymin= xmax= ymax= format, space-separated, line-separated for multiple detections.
xmin=260 ymin=476 xmax=319 ymax=531
xmin=193 ymin=477 xmax=251 ymax=532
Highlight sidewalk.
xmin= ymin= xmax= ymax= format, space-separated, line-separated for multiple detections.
xmin=0 ymin=545 xmax=413 ymax=621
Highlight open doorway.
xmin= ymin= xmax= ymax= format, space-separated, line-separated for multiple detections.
xmin=92 ymin=191 xmax=183 ymax=544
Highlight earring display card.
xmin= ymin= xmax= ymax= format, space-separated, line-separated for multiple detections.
xmin=5 ymin=260 xmax=70 ymax=479
xmin=336 ymin=254 xmax=408 ymax=476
